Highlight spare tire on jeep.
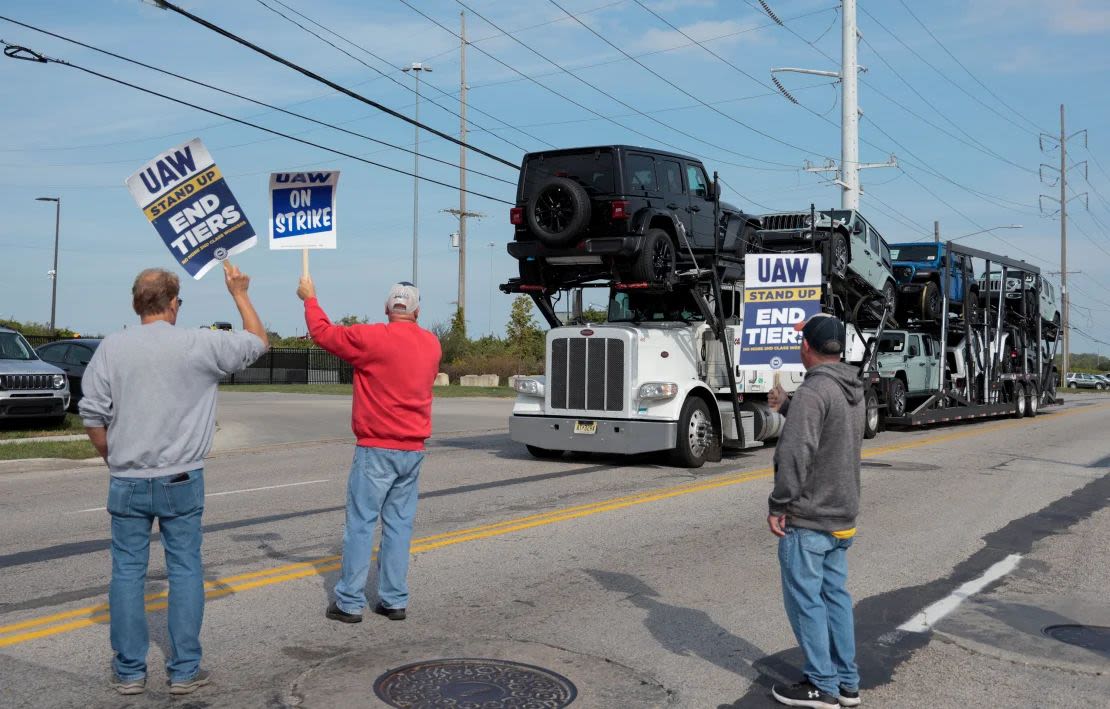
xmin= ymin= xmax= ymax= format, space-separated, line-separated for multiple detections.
xmin=526 ymin=177 xmax=592 ymax=247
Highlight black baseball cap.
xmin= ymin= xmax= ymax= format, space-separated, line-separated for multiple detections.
xmin=794 ymin=313 xmax=845 ymax=355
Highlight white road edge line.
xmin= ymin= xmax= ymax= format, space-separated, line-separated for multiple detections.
xmin=897 ymin=553 xmax=1022 ymax=633
xmin=65 ymin=479 xmax=330 ymax=514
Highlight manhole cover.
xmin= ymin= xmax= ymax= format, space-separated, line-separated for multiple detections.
xmin=373 ymin=658 xmax=578 ymax=708
xmin=1042 ymin=624 xmax=1110 ymax=656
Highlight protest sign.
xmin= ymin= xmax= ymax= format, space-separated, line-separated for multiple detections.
xmin=738 ymin=254 xmax=823 ymax=371
xmin=126 ymin=138 xmax=256 ymax=279
xmin=269 ymin=171 xmax=339 ymax=277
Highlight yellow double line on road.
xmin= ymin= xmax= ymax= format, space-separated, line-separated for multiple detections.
xmin=1 ymin=404 xmax=1103 ymax=649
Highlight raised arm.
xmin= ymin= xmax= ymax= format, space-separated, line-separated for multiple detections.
xmin=225 ymin=261 xmax=269 ymax=350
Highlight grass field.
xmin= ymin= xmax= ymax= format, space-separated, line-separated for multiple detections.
xmin=0 ymin=413 xmax=84 ymax=441
xmin=219 ymin=384 xmax=515 ymax=398
xmin=0 ymin=439 xmax=98 ymax=461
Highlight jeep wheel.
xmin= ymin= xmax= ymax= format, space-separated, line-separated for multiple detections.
xmin=920 ymin=281 xmax=941 ymax=320
xmin=526 ymin=444 xmax=564 ymax=460
xmin=527 ymin=177 xmax=591 ymax=247
xmin=887 ymin=377 xmax=907 ymax=418
xmin=863 ymin=386 xmax=880 ymax=439
xmin=879 ymin=280 xmax=897 ymax=321
xmin=630 ymin=228 xmax=676 ymax=283
xmin=829 ymin=233 xmax=848 ymax=279
xmin=964 ymin=291 xmax=981 ymax=326
xmin=670 ymin=396 xmax=714 ymax=468
xmin=741 ymin=231 xmax=763 ymax=255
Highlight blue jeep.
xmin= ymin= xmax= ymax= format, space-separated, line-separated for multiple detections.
xmin=890 ymin=242 xmax=980 ymax=323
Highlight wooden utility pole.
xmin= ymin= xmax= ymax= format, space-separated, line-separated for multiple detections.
xmin=1060 ymin=104 xmax=1069 ymax=381
xmin=458 ymin=10 xmax=468 ymax=319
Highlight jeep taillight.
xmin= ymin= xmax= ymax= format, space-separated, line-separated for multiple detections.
xmin=510 ymin=207 xmax=523 ymax=225
xmin=610 ymin=200 xmax=630 ymax=220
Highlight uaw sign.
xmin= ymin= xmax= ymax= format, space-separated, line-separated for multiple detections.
xmin=739 ymin=254 xmax=823 ymax=371
xmin=126 ymin=138 xmax=256 ymax=279
xmin=268 ymin=171 xmax=339 ymax=250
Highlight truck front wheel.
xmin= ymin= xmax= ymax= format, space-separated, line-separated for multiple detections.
xmin=670 ymin=396 xmax=714 ymax=468
xmin=863 ymin=386 xmax=880 ymax=439
xmin=525 ymin=444 xmax=564 ymax=460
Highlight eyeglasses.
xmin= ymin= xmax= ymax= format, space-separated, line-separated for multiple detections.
xmin=176 ymin=297 xmax=184 ymax=307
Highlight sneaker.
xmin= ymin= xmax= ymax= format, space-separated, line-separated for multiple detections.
xmin=837 ymin=686 xmax=861 ymax=707
xmin=326 ymin=601 xmax=363 ymax=624
xmin=373 ymin=602 xmax=406 ymax=621
xmin=168 ymin=669 xmax=211 ymax=695
xmin=109 ymin=673 xmax=146 ymax=695
xmin=771 ymin=680 xmax=839 ymax=709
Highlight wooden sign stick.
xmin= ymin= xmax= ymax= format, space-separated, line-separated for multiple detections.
xmin=302 ymin=248 xmax=309 ymax=279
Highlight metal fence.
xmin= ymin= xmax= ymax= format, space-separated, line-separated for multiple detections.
xmin=221 ymin=347 xmax=353 ymax=385
xmin=19 ymin=333 xmax=351 ymax=385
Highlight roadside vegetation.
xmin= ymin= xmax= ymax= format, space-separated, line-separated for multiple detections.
xmin=0 ymin=414 xmax=84 ymax=440
xmin=0 ymin=439 xmax=98 ymax=461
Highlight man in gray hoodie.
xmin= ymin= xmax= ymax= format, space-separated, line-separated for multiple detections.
xmin=766 ymin=313 xmax=864 ymax=709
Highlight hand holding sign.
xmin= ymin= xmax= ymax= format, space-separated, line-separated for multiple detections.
xmin=296 ymin=275 xmax=316 ymax=302
xmin=223 ymin=261 xmax=251 ymax=297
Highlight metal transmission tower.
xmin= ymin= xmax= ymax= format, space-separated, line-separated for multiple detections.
xmin=1039 ymin=104 xmax=1087 ymax=380
xmin=765 ymin=0 xmax=895 ymax=209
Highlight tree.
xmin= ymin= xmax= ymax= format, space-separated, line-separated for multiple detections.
xmin=506 ymin=295 xmax=544 ymax=362
xmin=438 ymin=307 xmax=471 ymax=364
xmin=337 ymin=315 xmax=368 ymax=326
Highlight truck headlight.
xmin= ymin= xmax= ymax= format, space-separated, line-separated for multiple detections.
xmin=638 ymin=382 xmax=678 ymax=400
xmin=52 ymin=374 xmax=66 ymax=389
xmin=513 ymin=378 xmax=544 ymax=397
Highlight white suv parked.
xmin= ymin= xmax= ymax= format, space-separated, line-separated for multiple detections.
xmin=0 ymin=327 xmax=70 ymax=424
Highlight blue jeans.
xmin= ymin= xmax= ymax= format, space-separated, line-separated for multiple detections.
xmin=108 ymin=469 xmax=204 ymax=683
xmin=334 ymin=447 xmax=423 ymax=613
xmin=778 ymin=527 xmax=859 ymax=696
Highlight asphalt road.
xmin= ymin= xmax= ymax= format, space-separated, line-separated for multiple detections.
xmin=0 ymin=392 xmax=1107 ymax=708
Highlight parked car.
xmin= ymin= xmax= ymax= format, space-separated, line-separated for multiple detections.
xmin=978 ymin=271 xmax=1061 ymax=340
xmin=1066 ymin=372 xmax=1105 ymax=390
xmin=889 ymin=242 xmax=980 ymax=323
xmin=0 ymin=327 xmax=70 ymax=423
xmin=755 ymin=209 xmax=897 ymax=322
xmin=507 ymin=145 xmax=758 ymax=287
xmin=35 ymin=338 xmax=102 ymax=409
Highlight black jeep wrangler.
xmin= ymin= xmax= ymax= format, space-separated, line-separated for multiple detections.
xmin=507 ymin=146 xmax=757 ymax=287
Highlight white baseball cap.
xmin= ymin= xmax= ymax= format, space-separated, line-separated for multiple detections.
xmin=385 ymin=281 xmax=420 ymax=314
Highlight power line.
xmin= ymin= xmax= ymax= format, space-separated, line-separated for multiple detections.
xmin=149 ymin=0 xmax=518 ymax=169
xmin=0 ymin=15 xmax=514 ymax=185
xmin=0 ymin=42 xmax=514 ymax=204
xmin=857 ymin=3 xmax=1039 ymax=138
xmin=255 ymin=0 xmax=547 ymax=153
xmin=398 ymin=0 xmax=799 ymax=172
xmin=894 ymin=0 xmax=1049 ymax=136
xmin=545 ymin=0 xmax=835 ymax=161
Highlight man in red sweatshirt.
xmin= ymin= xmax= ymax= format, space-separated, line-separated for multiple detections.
xmin=297 ymin=277 xmax=441 ymax=623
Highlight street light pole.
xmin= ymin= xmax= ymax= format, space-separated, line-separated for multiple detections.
xmin=36 ymin=197 xmax=61 ymax=334
xmin=402 ymin=62 xmax=432 ymax=285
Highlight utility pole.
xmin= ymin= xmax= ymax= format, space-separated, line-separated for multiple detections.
xmin=402 ymin=62 xmax=432 ymax=285
xmin=35 ymin=196 xmax=61 ymax=334
xmin=934 ymin=220 xmax=940 ymax=244
xmin=769 ymin=0 xmax=895 ymax=209
xmin=458 ymin=11 xmax=469 ymax=319
xmin=1039 ymin=104 xmax=1087 ymax=380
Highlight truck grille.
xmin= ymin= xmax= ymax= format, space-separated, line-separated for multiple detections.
xmin=549 ymin=337 xmax=624 ymax=412
xmin=0 ymin=374 xmax=55 ymax=391
xmin=759 ymin=213 xmax=809 ymax=231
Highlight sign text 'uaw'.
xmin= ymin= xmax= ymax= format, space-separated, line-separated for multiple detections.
xmin=268 ymin=171 xmax=339 ymax=250
xmin=126 ymin=138 xmax=256 ymax=279
xmin=739 ymin=254 xmax=823 ymax=371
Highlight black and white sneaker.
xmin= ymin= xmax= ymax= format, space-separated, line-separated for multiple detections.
xmin=771 ymin=680 xmax=839 ymax=709
xmin=837 ymin=686 xmax=861 ymax=707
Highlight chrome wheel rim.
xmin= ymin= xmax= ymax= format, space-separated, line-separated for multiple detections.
xmin=687 ymin=408 xmax=711 ymax=458
xmin=867 ymin=399 xmax=879 ymax=431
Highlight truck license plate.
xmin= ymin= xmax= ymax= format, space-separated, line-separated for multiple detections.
xmin=574 ymin=420 xmax=597 ymax=435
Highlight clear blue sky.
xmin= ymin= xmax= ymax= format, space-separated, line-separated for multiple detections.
xmin=2 ymin=0 xmax=1109 ymax=354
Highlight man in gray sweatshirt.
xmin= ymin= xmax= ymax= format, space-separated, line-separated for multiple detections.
xmin=80 ymin=262 xmax=267 ymax=696
xmin=766 ymin=314 xmax=864 ymax=709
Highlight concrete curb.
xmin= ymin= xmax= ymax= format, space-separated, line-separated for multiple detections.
xmin=0 ymin=434 xmax=86 ymax=446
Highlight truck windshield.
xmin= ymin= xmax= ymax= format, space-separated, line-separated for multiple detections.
xmin=521 ymin=150 xmax=615 ymax=198
xmin=890 ymin=245 xmax=937 ymax=261
xmin=0 ymin=333 xmax=38 ymax=361
xmin=608 ymin=290 xmax=703 ymax=323
xmin=877 ymin=332 xmax=906 ymax=353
